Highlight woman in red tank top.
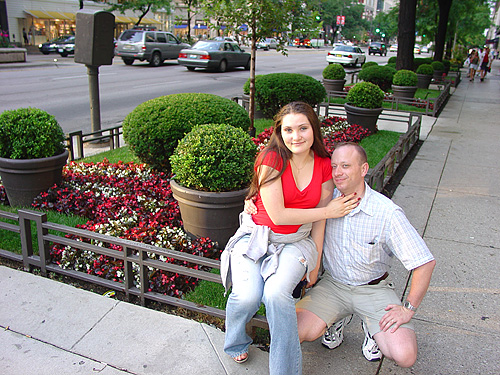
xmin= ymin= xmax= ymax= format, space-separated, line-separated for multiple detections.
xmin=222 ymin=102 xmax=358 ymax=374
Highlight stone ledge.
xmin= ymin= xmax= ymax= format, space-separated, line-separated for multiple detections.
xmin=0 ymin=48 xmax=27 ymax=63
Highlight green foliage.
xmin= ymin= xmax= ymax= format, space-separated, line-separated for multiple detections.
xmin=416 ymin=63 xmax=434 ymax=75
xmin=431 ymin=61 xmax=445 ymax=71
xmin=442 ymin=59 xmax=451 ymax=71
xmin=362 ymin=61 xmax=378 ymax=70
xmin=388 ymin=56 xmax=397 ymax=64
xmin=393 ymin=69 xmax=418 ymax=86
xmin=103 ymin=0 xmax=172 ymax=26
xmin=346 ymin=81 xmax=384 ymax=109
xmin=414 ymin=57 xmax=433 ymax=69
xmin=386 ymin=62 xmax=396 ymax=69
xmin=170 ymin=124 xmax=257 ymax=192
xmin=323 ymin=64 xmax=346 ymax=80
xmin=0 ymin=108 xmax=65 ymax=159
xmin=251 ymin=73 xmax=326 ymax=118
xmin=123 ymin=93 xmax=250 ymax=171
xmin=358 ymin=65 xmax=396 ymax=92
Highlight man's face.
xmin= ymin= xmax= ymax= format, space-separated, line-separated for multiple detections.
xmin=331 ymin=145 xmax=368 ymax=194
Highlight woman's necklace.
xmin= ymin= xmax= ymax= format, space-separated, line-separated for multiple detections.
xmin=290 ymin=154 xmax=312 ymax=171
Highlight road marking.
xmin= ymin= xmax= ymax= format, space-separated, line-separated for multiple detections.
xmin=133 ymin=81 xmax=183 ymax=88
xmin=52 ymin=72 xmax=117 ymax=80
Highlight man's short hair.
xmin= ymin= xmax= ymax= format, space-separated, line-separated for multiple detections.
xmin=334 ymin=142 xmax=368 ymax=165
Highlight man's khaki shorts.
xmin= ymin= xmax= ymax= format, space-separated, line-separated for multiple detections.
xmin=296 ymin=272 xmax=414 ymax=336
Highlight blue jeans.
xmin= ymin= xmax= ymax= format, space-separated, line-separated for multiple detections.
xmin=224 ymin=235 xmax=307 ymax=375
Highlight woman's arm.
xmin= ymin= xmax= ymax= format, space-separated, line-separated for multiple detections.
xmin=259 ymin=165 xmax=357 ymax=226
xmin=307 ymin=179 xmax=334 ymax=287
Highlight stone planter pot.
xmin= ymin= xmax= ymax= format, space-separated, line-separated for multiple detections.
xmin=0 ymin=149 xmax=69 ymax=207
xmin=433 ymin=70 xmax=445 ymax=82
xmin=417 ymin=74 xmax=432 ymax=89
xmin=0 ymin=48 xmax=27 ymax=63
xmin=322 ymin=79 xmax=346 ymax=94
xmin=170 ymin=179 xmax=248 ymax=248
xmin=344 ymin=103 xmax=382 ymax=134
xmin=391 ymin=85 xmax=418 ymax=100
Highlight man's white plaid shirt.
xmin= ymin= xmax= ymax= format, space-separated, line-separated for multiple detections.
xmin=323 ymin=183 xmax=434 ymax=286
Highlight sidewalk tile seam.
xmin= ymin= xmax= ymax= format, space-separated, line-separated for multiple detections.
xmin=422 ymin=235 xmax=499 ymax=250
xmin=201 ymin=323 xmax=230 ymax=375
xmin=2 ymin=325 xmax=136 ymax=374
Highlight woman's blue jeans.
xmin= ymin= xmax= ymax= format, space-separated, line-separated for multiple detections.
xmin=224 ymin=235 xmax=307 ymax=375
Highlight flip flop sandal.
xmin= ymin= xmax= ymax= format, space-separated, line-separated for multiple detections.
xmin=233 ymin=353 xmax=248 ymax=364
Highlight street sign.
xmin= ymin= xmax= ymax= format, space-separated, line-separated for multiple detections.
xmin=336 ymin=15 xmax=345 ymax=26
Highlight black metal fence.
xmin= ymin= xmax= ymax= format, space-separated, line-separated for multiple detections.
xmin=66 ymin=125 xmax=123 ymax=161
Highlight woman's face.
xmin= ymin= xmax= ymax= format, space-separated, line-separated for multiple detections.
xmin=280 ymin=113 xmax=314 ymax=156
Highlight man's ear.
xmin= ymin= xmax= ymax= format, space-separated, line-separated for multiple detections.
xmin=361 ymin=162 xmax=369 ymax=177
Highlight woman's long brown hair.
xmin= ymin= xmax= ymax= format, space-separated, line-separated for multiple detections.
xmin=246 ymin=102 xmax=330 ymax=199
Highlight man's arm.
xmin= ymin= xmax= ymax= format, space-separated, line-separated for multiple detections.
xmin=379 ymin=259 xmax=436 ymax=333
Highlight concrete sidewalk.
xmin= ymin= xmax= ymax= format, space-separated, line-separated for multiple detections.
xmin=1 ymin=61 xmax=500 ymax=374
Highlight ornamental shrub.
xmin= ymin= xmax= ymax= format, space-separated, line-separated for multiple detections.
xmin=431 ymin=61 xmax=445 ymax=71
xmin=393 ymin=69 xmax=418 ymax=86
xmin=0 ymin=107 xmax=65 ymax=159
xmin=346 ymin=81 xmax=384 ymax=109
xmin=414 ymin=57 xmax=433 ymax=69
xmin=416 ymin=63 xmax=434 ymax=75
xmin=248 ymin=73 xmax=326 ymax=118
xmin=123 ymin=93 xmax=250 ymax=171
xmin=170 ymin=124 xmax=257 ymax=192
xmin=358 ymin=65 xmax=396 ymax=92
xmin=388 ymin=56 xmax=397 ymax=64
xmin=442 ymin=59 xmax=451 ymax=72
xmin=361 ymin=61 xmax=378 ymax=70
xmin=323 ymin=63 xmax=346 ymax=80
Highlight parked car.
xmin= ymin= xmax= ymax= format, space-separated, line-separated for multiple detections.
xmin=389 ymin=44 xmax=398 ymax=52
xmin=421 ymin=45 xmax=429 ymax=53
xmin=257 ymin=38 xmax=277 ymax=50
xmin=294 ymin=37 xmax=311 ymax=48
xmin=368 ymin=42 xmax=387 ymax=56
xmin=214 ymin=36 xmax=237 ymax=43
xmin=115 ymin=28 xmax=190 ymax=67
xmin=326 ymin=45 xmax=366 ymax=67
xmin=38 ymin=35 xmax=73 ymax=55
xmin=178 ymin=40 xmax=250 ymax=72
xmin=56 ymin=36 xmax=75 ymax=57
xmin=414 ymin=45 xmax=421 ymax=54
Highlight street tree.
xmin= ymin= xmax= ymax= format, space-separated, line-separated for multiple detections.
xmin=175 ymin=0 xmax=199 ymax=44
xmin=373 ymin=6 xmax=399 ymax=42
xmin=102 ymin=0 xmax=172 ymax=26
xmin=199 ymin=0 xmax=313 ymax=134
xmin=397 ymin=0 xmax=417 ymax=70
xmin=434 ymin=0 xmax=453 ymax=61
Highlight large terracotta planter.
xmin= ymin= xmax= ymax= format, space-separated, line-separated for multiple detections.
xmin=323 ymin=79 xmax=346 ymax=94
xmin=417 ymin=74 xmax=432 ymax=89
xmin=0 ymin=149 xmax=69 ymax=207
xmin=170 ymin=179 xmax=248 ymax=248
xmin=344 ymin=103 xmax=382 ymax=134
xmin=391 ymin=85 xmax=418 ymax=100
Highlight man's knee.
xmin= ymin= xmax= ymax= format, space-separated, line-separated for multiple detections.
xmin=297 ymin=308 xmax=326 ymax=343
xmin=374 ymin=328 xmax=417 ymax=368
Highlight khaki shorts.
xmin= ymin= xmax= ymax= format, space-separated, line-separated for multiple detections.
xmin=296 ymin=272 xmax=414 ymax=336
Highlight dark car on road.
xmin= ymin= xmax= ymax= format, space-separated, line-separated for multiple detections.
xmin=39 ymin=35 xmax=73 ymax=55
xmin=178 ymin=40 xmax=250 ymax=72
xmin=57 ymin=36 xmax=75 ymax=57
xmin=368 ymin=42 xmax=387 ymax=56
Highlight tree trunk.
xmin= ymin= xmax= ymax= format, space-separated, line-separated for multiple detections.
xmin=434 ymin=0 xmax=453 ymax=62
xmin=396 ymin=0 xmax=417 ymax=71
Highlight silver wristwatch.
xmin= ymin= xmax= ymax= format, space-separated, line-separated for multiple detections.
xmin=403 ymin=301 xmax=417 ymax=312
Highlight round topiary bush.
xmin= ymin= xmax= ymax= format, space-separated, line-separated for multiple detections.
xmin=358 ymin=65 xmax=396 ymax=92
xmin=170 ymin=123 xmax=257 ymax=192
xmin=123 ymin=93 xmax=250 ymax=171
xmin=431 ymin=61 xmax=445 ymax=71
xmin=323 ymin=63 xmax=346 ymax=80
xmin=346 ymin=81 xmax=385 ymax=109
xmin=388 ymin=56 xmax=397 ymax=64
xmin=393 ymin=69 xmax=418 ymax=86
xmin=0 ymin=107 xmax=65 ymax=159
xmin=247 ymin=73 xmax=326 ymax=118
xmin=361 ymin=61 xmax=378 ymax=70
xmin=416 ymin=63 xmax=434 ymax=75
xmin=414 ymin=57 xmax=433 ymax=69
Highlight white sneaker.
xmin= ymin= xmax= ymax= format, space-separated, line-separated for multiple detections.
xmin=361 ymin=321 xmax=382 ymax=361
xmin=322 ymin=315 xmax=352 ymax=349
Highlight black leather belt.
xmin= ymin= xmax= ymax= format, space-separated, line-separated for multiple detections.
xmin=366 ymin=272 xmax=389 ymax=285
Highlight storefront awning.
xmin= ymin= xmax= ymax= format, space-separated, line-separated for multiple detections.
xmin=174 ymin=25 xmax=188 ymax=29
xmin=114 ymin=15 xmax=132 ymax=23
xmin=128 ymin=16 xmax=162 ymax=24
xmin=25 ymin=9 xmax=75 ymax=20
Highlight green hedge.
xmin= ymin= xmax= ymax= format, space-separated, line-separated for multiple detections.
xmin=358 ymin=65 xmax=396 ymax=92
xmin=323 ymin=63 xmax=346 ymax=79
xmin=245 ymin=73 xmax=326 ymax=118
xmin=393 ymin=69 xmax=418 ymax=86
xmin=123 ymin=93 xmax=250 ymax=171
xmin=0 ymin=107 xmax=65 ymax=159
xmin=346 ymin=81 xmax=385 ymax=109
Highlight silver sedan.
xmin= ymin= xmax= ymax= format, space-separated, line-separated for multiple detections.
xmin=326 ymin=45 xmax=366 ymax=67
xmin=178 ymin=40 xmax=251 ymax=72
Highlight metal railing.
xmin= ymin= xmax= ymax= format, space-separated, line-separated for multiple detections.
xmin=0 ymin=209 xmax=269 ymax=330
xmin=66 ymin=125 xmax=123 ymax=161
